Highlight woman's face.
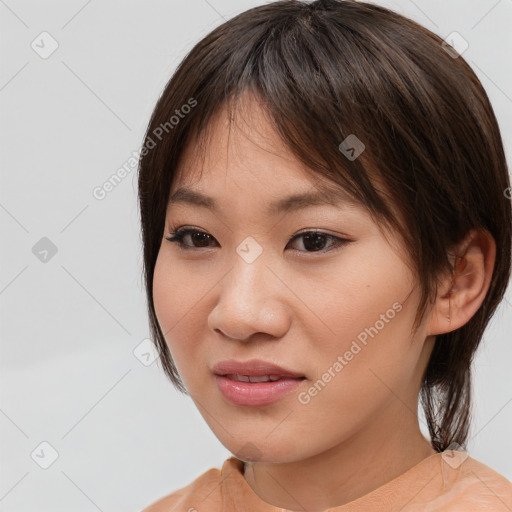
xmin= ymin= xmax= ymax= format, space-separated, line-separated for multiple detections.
xmin=153 ymin=93 xmax=435 ymax=464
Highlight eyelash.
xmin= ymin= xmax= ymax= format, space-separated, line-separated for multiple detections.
xmin=165 ymin=227 xmax=352 ymax=255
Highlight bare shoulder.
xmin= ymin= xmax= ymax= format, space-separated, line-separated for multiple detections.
xmin=140 ymin=466 xmax=224 ymax=512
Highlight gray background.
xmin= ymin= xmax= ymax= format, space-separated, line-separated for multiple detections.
xmin=1 ymin=0 xmax=511 ymax=511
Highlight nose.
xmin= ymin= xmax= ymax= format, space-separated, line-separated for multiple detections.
xmin=207 ymin=254 xmax=291 ymax=342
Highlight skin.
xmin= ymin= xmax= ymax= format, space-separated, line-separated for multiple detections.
xmin=152 ymin=91 xmax=495 ymax=512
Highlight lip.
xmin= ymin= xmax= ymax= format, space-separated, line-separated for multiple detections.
xmin=214 ymin=375 xmax=305 ymax=407
xmin=212 ymin=358 xmax=305 ymax=378
xmin=212 ymin=359 xmax=306 ymax=407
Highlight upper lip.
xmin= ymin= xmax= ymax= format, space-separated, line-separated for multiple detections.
xmin=212 ymin=359 xmax=305 ymax=378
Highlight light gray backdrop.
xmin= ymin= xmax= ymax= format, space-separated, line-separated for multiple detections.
xmin=1 ymin=0 xmax=511 ymax=511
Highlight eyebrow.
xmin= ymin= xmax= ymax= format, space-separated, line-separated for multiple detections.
xmin=168 ymin=186 xmax=358 ymax=215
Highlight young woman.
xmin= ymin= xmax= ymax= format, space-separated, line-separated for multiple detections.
xmin=137 ymin=0 xmax=512 ymax=510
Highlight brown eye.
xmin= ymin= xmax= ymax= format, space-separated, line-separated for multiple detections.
xmin=165 ymin=228 xmax=217 ymax=249
xmin=287 ymin=231 xmax=349 ymax=253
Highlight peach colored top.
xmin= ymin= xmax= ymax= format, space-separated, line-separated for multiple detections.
xmin=142 ymin=450 xmax=512 ymax=511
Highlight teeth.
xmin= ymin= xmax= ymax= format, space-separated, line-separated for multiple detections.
xmin=227 ymin=374 xmax=283 ymax=382
xmin=230 ymin=374 xmax=250 ymax=382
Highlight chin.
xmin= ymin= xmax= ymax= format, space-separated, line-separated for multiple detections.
xmin=223 ymin=439 xmax=308 ymax=465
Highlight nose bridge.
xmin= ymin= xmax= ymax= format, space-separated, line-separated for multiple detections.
xmin=224 ymin=241 xmax=271 ymax=313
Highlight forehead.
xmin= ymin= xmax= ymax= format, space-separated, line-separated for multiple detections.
xmin=170 ymin=93 xmax=362 ymax=212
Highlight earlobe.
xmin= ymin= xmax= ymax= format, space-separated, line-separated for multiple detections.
xmin=426 ymin=229 xmax=496 ymax=336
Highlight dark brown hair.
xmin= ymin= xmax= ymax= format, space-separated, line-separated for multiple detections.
xmin=137 ymin=0 xmax=511 ymax=452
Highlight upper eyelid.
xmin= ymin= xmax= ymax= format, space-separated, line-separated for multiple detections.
xmin=169 ymin=226 xmax=343 ymax=239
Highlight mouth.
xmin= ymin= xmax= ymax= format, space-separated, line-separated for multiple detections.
xmin=211 ymin=359 xmax=307 ymax=406
xmin=212 ymin=359 xmax=306 ymax=380
xmin=213 ymin=374 xmax=306 ymax=407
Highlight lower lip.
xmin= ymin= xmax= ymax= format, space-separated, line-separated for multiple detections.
xmin=214 ymin=375 xmax=305 ymax=406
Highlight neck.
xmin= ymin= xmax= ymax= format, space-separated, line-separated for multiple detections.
xmin=242 ymin=408 xmax=437 ymax=512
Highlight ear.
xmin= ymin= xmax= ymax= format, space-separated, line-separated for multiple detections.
xmin=427 ymin=229 xmax=496 ymax=336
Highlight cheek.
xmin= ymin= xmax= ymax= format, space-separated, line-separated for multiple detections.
xmin=304 ymin=245 xmax=412 ymax=349
xmin=153 ymin=251 xmax=199 ymax=328
xmin=152 ymin=253 xmax=175 ymax=332
xmin=152 ymin=253 xmax=199 ymax=375
xmin=301 ymin=248 xmax=419 ymax=401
